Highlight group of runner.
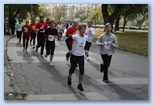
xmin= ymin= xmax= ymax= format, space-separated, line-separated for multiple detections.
xmin=14 ymin=16 xmax=118 ymax=91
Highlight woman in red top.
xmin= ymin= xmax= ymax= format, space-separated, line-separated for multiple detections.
xmin=30 ymin=18 xmax=37 ymax=49
xmin=65 ymin=20 xmax=78 ymax=61
xmin=22 ymin=20 xmax=31 ymax=52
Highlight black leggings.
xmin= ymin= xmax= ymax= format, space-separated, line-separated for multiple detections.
xmin=23 ymin=36 xmax=29 ymax=49
xmin=36 ymin=33 xmax=46 ymax=55
xmin=46 ymin=41 xmax=55 ymax=55
xmin=30 ymin=33 xmax=36 ymax=46
xmin=69 ymin=55 xmax=84 ymax=75
xmin=101 ymin=54 xmax=112 ymax=80
xmin=16 ymin=31 xmax=22 ymax=43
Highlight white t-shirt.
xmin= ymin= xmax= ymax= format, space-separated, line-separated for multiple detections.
xmin=85 ymin=27 xmax=95 ymax=43
xmin=72 ymin=34 xmax=88 ymax=56
xmin=57 ymin=24 xmax=64 ymax=33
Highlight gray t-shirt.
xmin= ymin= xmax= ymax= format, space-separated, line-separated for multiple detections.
xmin=96 ymin=33 xmax=118 ymax=56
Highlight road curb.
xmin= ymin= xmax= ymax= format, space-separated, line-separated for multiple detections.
xmin=4 ymin=35 xmax=26 ymax=100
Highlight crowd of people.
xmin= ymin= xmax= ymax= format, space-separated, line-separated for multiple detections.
xmin=10 ymin=16 xmax=118 ymax=91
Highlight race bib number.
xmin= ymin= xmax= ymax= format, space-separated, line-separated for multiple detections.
xmin=48 ymin=35 xmax=55 ymax=42
xmin=18 ymin=28 xmax=22 ymax=31
xmin=24 ymin=27 xmax=28 ymax=32
xmin=77 ymin=42 xmax=84 ymax=50
xmin=104 ymin=42 xmax=111 ymax=50
xmin=32 ymin=26 xmax=35 ymax=29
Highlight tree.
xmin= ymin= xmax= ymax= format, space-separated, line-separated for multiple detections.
xmin=4 ymin=4 xmax=41 ymax=34
xmin=101 ymin=4 xmax=123 ymax=31
xmin=51 ymin=5 xmax=65 ymax=22
xmin=120 ymin=4 xmax=148 ymax=32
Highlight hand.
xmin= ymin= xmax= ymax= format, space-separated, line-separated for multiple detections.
xmin=48 ymin=35 xmax=51 ymax=38
xmin=109 ymin=42 xmax=113 ymax=46
xmin=101 ymin=43 xmax=105 ymax=46
xmin=68 ymin=50 xmax=72 ymax=54
xmin=85 ymin=50 xmax=89 ymax=55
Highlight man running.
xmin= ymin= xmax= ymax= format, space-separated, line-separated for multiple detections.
xmin=35 ymin=16 xmax=48 ymax=58
xmin=65 ymin=20 xmax=78 ymax=61
xmin=22 ymin=20 xmax=31 ymax=52
xmin=30 ymin=18 xmax=37 ymax=49
xmin=45 ymin=21 xmax=58 ymax=66
xmin=84 ymin=21 xmax=95 ymax=61
xmin=15 ymin=19 xmax=22 ymax=44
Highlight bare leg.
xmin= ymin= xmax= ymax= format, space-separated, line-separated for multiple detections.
xmin=79 ymin=74 xmax=84 ymax=84
xmin=50 ymin=55 xmax=53 ymax=62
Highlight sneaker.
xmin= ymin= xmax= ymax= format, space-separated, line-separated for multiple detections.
xmin=86 ymin=57 xmax=89 ymax=62
xmin=35 ymin=47 xmax=38 ymax=52
xmin=67 ymin=76 xmax=72 ymax=86
xmin=66 ymin=53 xmax=70 ymax=61
xmin=45 ymin=54 xmax=48 ymax=58
xmin=50 ymin=62 xmax=54 ymax=67
xmin=33 ymin=46 xmax=35 ymax=49
xmin=77 ymin=84 xmax=84 ymax=91
xmin=40 ymin=55 xmax=44 ymax=58
xmin=100 ymin=64 xmax=104 ymax=73
xmin=103 ymin=80 xmax=109 ymax=83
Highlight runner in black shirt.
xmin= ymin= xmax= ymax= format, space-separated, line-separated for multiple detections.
xmin=45 ymin=21 xmax=58 ymax=66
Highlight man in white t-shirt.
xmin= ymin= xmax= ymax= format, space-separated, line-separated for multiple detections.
xmin=84 ymin=21 xmax=95 ymax=61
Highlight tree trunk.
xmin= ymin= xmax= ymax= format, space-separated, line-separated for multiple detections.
xmin=122 ymin=15 xmax=127 ymax=32
xmin=114 ymin=14 xmax=120 ymax=32
xmin=102 ymin=4 xmax=123 ymax=32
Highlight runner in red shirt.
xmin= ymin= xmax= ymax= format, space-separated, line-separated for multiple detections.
xmin=65 ymin=20 xmax=78 ymax=61
xmin=22 ymin=20 xmax=31 ymax=52
xmin=30 ymin=18 xmax=37 ymax=49
xmin=35 ymin=16 xmax=48 ymax=58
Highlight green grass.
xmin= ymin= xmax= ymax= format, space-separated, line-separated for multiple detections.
xmin=93 ymin=28 xmax=148 ymax=56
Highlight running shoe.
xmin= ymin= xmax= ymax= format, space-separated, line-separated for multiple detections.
xmin=77 ymin=84 xmax=84 ymax=91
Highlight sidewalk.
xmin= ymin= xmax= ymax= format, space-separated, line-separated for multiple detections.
xmin=4 ymin=35 xmax=148 ymax=100
xmin=4 ymin=35 xmax=24 ymax=100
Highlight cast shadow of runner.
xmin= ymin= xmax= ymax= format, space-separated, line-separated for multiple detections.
xmin=105 ymin=81 xmax=146 ymax=100
xmin=67 ymin=86 xmax=89 ymax=100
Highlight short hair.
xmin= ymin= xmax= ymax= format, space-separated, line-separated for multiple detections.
xmin=78 ymin=24 xmax=86 ymax=30
xmin=105 ymin=23 xmax=111 ymax=29
xmin=40 ymin=16 xmax=44 ymax=19
xmin=50 ymin=20 xmax=54 ymax=23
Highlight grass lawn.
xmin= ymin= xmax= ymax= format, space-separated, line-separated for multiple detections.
xmin=93 ymin=28 xmax=148 ymax=56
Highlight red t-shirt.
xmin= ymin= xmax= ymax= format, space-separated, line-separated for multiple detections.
xmin=35 ymin=21 xmax=48 ymax=32
xmin=22 ymin=25 xmax=31 ymax=36
xmin=66 ymin=26 xmax=78 ymax=46
xmin=66 ymin=26 xmax=78 ymax=35
xmin=30 ymin=22 xmax=36 ymax=33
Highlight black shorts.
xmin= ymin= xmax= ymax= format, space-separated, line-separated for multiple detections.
xmin=69 ymin=54 xmax=85 ymax=75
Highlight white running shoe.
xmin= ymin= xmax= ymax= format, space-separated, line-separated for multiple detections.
xmin=87 ymin=57 xmax=89 ymax=62
xmin=50 ymin=62 xmax=54 ymax=67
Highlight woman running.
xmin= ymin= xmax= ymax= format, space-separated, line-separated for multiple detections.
xmin=66 ymin=24 xmax=88 ymax=91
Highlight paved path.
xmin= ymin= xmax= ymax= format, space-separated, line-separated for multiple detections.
xmin=5 ymin=35 xmax=148 ymax=100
